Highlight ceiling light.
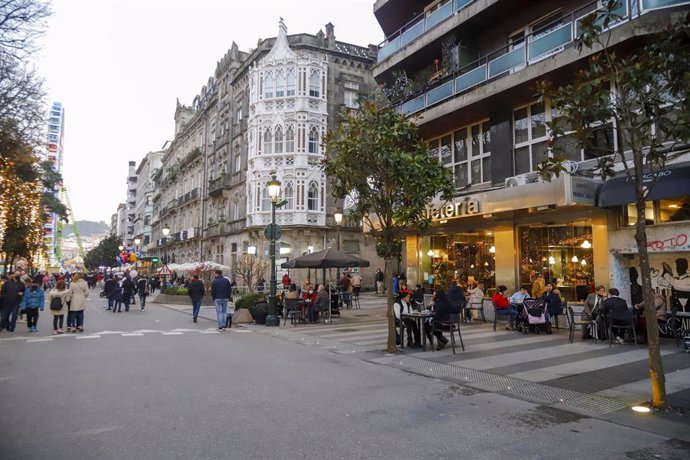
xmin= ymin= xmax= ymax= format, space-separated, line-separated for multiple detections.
xmin=428 ymin=249 xmax=434 ymax=257
xmin=571 ymin=255 xmax=579 ymax=263
xmin=489 ymin=245 xmax=496 ymax=254
xmin=484 ymin=261 xmax=489 ymax=267
xmin=581 ymin=259 xmax=587 ymax=266
xmin=581 ymin=240 xmax=592 ymax=249
xmin=548 ymin=256 xmax=555 ymax=265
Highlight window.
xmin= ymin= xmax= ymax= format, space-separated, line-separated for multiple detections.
xmin=275 ymin=71 xmax=285 ymax=98
xmin=309 ymin=70 xmax=320 ymax=97
xmin=344 ymin=81 xmax=360 ymax=109
xmin=622 ymin=196 xmax=690 ymax=226
xmin=308 ymin=126 xmax=319 ymax=154
xmin=263 ymin=128 xmax=273 ymax=154
xmin=429 ymin=120 xmax=491 ymax=188
xmin=286 ymin=69 xmax=296 ymax=96
xmin=307 ymin=181 xmax=319 ymax=211
xmin=144 ymin=215 xmax=151 ymax=225
xmin=234 ymin=153 xmax=241 ymax=172
xmin=232 ymin=198 xmax=240 ymax=220
xmin=285 ymin=126 xmax=295 ymax=152
xmin=274 ymin=126 xmax=284 ymax=154
xmin=284 ymin=182 xmax=294 ymax=210
xmin=236 ymin=108 xmax=243 ymax=123
xmin=263 ymin=72 xmax=274 ymax=99
xmin=261 ymin=188 xmax=271 ymax=211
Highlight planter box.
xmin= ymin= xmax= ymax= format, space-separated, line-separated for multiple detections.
xmin=152 ymin=294 xmax=215 ymax=306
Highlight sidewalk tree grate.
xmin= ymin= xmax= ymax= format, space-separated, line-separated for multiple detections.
xmin=371 ymin=355 xmax=630 ymax=415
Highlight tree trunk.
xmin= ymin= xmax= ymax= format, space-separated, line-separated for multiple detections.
xmin=634 ymin=205 xmax=667 ymax=408
xmin=385 ymin=257 xmax=398 ymax=353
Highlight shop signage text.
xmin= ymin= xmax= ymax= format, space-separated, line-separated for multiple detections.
xmin=426 ymin=198 xmax=481 ymax=221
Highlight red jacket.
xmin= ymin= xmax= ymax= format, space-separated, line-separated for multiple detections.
xmin=492 ymin=292 xmax=510 ymax=309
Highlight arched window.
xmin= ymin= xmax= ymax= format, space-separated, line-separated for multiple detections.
xmin=309 ymin=70 xmax=320 ymax=97
xmin=286 ymin=69 xmax=296 ymax=96
xmin=283 ymin=182 xmax=294 ymax=210
xmin=274 ymin=126 xmax=284 ymax=154
xmin=285 ymin=126 xmax=295 ymax=152
xmin=308 ymin=126 xmax=319 ymax=154
xmin=275 ymin=70 xmax=285 ymax=98
xmin=307 ymin=181 xmax=318 ymax=211
xmin=263 ymin=128 xmax=273 ymax=154
xmin=263 ymin=72 xmax=274 ymax=99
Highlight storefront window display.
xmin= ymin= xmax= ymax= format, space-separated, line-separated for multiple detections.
xmin=518 ymin=222 xmax=593 ymax=301
xmin=425 ymin=233 xmax=495 ymax=292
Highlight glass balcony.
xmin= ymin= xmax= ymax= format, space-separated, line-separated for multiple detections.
xmin=389 ymin=0 xmax=680 ymax=119
xmin=425 ymin=1 xmax=453 ymax=31
xmin=400 ymin=18 xmax=424 ymax=48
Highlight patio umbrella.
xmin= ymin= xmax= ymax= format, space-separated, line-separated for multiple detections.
xmin=281 ymin=247 xmax=370 ymax=269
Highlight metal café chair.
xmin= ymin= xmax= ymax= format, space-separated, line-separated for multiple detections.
xmin=567 ymin=305 xmax=596 ymax=343
xmin=431 ymin=313 xmax=464 ymax=354
xmin=492 ymin=301 xmax=514 ymax=331
xmin=608 ymin=309 xmax=637 ymax=347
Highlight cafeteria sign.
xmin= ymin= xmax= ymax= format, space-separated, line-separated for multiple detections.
xmin=426 ymin=198 xmax=480 ymax=221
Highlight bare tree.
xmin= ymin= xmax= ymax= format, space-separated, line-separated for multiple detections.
xmin=234 ymin=253 xmax=269 ymax=292
xmin=0 ymin=0 xmax=51 ymax=59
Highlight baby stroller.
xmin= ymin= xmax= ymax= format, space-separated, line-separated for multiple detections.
xmin=517 ymin=299 xmax=552 ymax=334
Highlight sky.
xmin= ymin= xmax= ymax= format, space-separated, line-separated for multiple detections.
xmin=36 ymin=0 xmax=384 ymax=224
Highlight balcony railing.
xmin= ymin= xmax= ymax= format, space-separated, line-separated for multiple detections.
xmin=377 ymin=0 xmax=686 ymax=65
xmin=393 ymin=0 xmax=682 ymax=116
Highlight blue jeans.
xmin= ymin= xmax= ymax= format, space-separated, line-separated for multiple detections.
xmin=499 ymin=306 xmax=518 ymax=318
xmin=192 ymin=300 xmax=201 ymax=320
xmin=214 ymin=299 xmax=228 ymax=328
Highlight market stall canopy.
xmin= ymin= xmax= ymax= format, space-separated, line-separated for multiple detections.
xmin=281 ymin=247 xmax=370 ymax=269
xmin=598 ymin=161 xmax=690 ymax=207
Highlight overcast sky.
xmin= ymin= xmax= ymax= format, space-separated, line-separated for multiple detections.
xmin=36 ymin=0 xmax=384 ymax=224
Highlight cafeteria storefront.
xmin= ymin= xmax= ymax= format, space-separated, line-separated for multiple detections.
xmin=404 ymin=174 xmax=609 ymax=302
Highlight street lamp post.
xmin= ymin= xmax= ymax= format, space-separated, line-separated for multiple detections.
xmin=334 ymin=209 xmax=343 ymax=283
xmin=161 ymin=226 xmax=170 ymax=284
xmin=134 ymin=238 xmax=141 ymax=271
xmin=265 ymin=175 xmax=285 ymax=327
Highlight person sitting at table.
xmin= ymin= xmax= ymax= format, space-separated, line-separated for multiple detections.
xmin=313 ymin=284 xmax=329 ymax=323
xmin=285 ymin=283 xmax=299 ymax=300
xmin=394 ymin=291 xmax=421 ymax=348
xmin=584 ymin=285 xmax=608 ymax=339
xmin=302 ymin=277 xmax=312 ymax=294
xmin=492 ymin=285 xmax=517 ymax=331
xmin=424 ymin=289 xmax=454 ymax=351
xmin=446 ymin=280 xmax=466 ymax=318
xmin=509 ymin=287 xmax=529 ymax=305
xmin=303 ymin=283 xmax=317 ymax=322
xmin=399 ymin=283 xmax=411 ymax=299
xmin=466 ymin=283 xmax=484 ymax=322
xmin=412 ymin=284 xmax=425 ymax=309
xmin=542 ymin=282 xmax=562 ymax=323
xmin=602 ymin=287 xmax=631 ymax=344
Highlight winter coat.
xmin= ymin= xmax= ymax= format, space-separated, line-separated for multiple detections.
xmin=188 ymin=279 xmax=205 ymax=302
xmin=68 ymin=279 xmax=89 ymax=311
xmin=1 ymin=279 xmax=25 ymax=306
xmin=48 ymin=288 xmax=71 ymax=316
xmin=22 ymin=286 xmax=45 ymax=311
xmin=211 ymin=276 xmax=231 ymax=300
xmin=122 ymin=278 xmax=135 ymax=296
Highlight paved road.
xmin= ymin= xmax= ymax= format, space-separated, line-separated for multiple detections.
xmin=1 ymin=293 xmax=688 ymax=459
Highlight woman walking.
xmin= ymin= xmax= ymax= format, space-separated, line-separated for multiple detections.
xmin=48 ymin=280 xmax=71 ymax=334
xmin=68 ymin=273 xmax=89 ymax=332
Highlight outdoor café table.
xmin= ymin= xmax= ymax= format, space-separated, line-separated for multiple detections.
xmin=400 ymin=310 xmax=433 ymax=351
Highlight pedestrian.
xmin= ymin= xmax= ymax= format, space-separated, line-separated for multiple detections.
xmin=211 ymin=270 xmax=232 ymax=331
xmin=392 ymin=273 xmax=400 ymax=297
xmin=121 ymin=275 xmax=135 ymax=312
xmin=49 ymin=280 xmax=71 ymax=334
xmin=0 ymin=273 xmax=25 ymax=332
xmin=104 ymin=276 xmax=117 ymax=310
xmin=68 ymin=273 xmax=89 ymax=332
xmin=21 ymin=279 xmax=45 ymax=333
xmin=375 ymin=268 xmax=384 ymax=295
xmin=351 ymin=272 xmax=362 ymax=296
xmin=188 ymin=274 xmax=205 ymax=323
xmin=111 ymin=276 xmax=124 ymax=313
xmin=136 ymin=275 xmax=149 ymax=310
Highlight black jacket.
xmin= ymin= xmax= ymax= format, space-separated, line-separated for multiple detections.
xmin=602 ymin=296 xmax=629 ymax=322
xmin=122 ymin=278 xmax=135 ymax=296
xmin=104 ymin=278 xmax=117 ymax=296
xmin=542 ymin=291 xmax=563 ymax=316
xmin=188 ymin=279 xmax=205 ymax=302
xmin=1 ymin=279 xmax=25 ymax=305
xmin=433 ymin=297 xmax=452 ymax=322
xmin=136 ymin=278 xmax=148 ymax=295
xmin=211 ymin=276 xmax=231 ymax=300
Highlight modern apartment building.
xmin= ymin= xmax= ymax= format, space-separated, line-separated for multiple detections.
xmin=373 ymin=0 xmax=690 ymax=303
xmin=146 ymin=21 xmax=382 ymax=284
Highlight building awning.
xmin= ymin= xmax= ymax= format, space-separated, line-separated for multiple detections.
xmin=598 ymin=162 xmax=690 ymax=207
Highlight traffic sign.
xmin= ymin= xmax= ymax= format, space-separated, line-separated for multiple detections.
xmin=264 ymin=223 xmax=281 ymax=241
xmin=158 ymin=264 xmax=171 ymax=276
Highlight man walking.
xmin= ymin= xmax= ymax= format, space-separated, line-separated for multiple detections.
xmin=136 ymin=275 xmax=149 ymax=310
xmin=188 ymin=274 xmax=205 ymax=323
xmin=375 ymin=268 xmax=384 ymax=295
xmin=211 ymin=270 xmax=232 ymax=331
xmin=1 ymin=273 xmax=25 ymax=332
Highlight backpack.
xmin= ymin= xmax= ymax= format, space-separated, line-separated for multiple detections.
xmin=50 ymin=296 xmax=63 ymax=311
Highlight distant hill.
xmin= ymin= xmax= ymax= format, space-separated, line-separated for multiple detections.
xmin=63 ymin=220 xmax=110 ymax=237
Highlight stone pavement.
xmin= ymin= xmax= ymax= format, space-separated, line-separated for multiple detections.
xmin=154 ymin=291 xmax=690 ymax=442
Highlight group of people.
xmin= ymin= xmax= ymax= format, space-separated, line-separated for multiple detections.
xmin=102 ymin=273 xmax=154 ymax=313
xmin=0 ymin=271 xmax=90 ymax=334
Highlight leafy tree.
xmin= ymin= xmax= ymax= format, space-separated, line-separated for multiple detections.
xmin=324 ymin=97 xmax=455 ymax=353
xmin=537 ymin=3 xmax=690 ymax=409
xmin=84 ymin=235 xmax=123 ymax=270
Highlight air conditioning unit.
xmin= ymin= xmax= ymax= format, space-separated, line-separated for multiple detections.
xmin=505 ymin=172 xmax=539 ymax=188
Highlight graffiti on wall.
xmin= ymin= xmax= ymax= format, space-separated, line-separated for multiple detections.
xmin=628 ymin=254 xmax=690 ymax=312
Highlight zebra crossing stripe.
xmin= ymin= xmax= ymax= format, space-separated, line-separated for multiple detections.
xmin=26 ymin=338 xmax=53 ymax=343
xmin=121 ymin=333 xmax=144 ymax=337
xmin=76 ymin=335 xmax=101 ymax=339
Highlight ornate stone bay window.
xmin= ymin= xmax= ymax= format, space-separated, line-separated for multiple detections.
xmin=247 ymin=20 xmax=327 ymax=228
